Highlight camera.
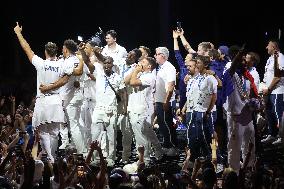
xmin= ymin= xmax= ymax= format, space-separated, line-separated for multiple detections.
xmin=77 ymin=165 xmax=85 ymax=178
xmin=77 ymin=36 xmax=83 ymax=42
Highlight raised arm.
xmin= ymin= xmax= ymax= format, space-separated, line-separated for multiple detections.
xmin=94 ymin=49 xmax=106 ymax=63
xmin=179 ymin=29 xmax=195 ymax=53
xmin=124 ymin=70 xmax=133 ymax=85
xmin=173 ymin=30 xmax=180 ymax=51
xmin=129 ymin=65 xmax=142 ymax=86
xmin=14 ymin=22 xmax=34 ymax=62
xmin=173 ymin=30 xmax=187 ymax=70
xmin=78 ymin=43 xmax=95 ymax=74
xmin=229 ymin=44 xmax=245 ymax=76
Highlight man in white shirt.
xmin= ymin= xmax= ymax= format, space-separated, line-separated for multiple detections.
xmin=188 ymin=55 xmax=217 ymax=161
xmin=79 ymin=40 xmax=104 ymax=148
xmin=154 ymin=47 xmax=178 ymax=156
xmin=39 ymin=40 xmax=87 ymax=154
xmin=118 ymin=48 xmax=142 ymax=163
xmin=91 ymin=56 xmax=126 ymax=166
xmin=101 ymin=30 xmax=127 ymax=67
xmin=128 ymin=57 xmax=164 ymax=163
xmin=261 ymin=40 xmax=284 ymax=145
xmin=59 ymin=39 xmax=89 ymax=154
xmin=14 ymin=22 xmax=83 ymax=162
xmin=222 ymin=47 xmax=258 ymax=173
xmin=245 ymin=52 xmax=260 ymax=90
xmin=181 ymin=59 xmax=199 ymax=154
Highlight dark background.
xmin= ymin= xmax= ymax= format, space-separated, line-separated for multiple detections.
xmin=0 ymin=0 xmax=284 ymax=103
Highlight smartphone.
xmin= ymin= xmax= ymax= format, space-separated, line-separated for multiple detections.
xmin=77 ymin=35 xmax=83 ymax=42
xmin=77 ymin=165 xmax=85 ymax=177
xmin=177 ymin=21 xmax=182 ymax=31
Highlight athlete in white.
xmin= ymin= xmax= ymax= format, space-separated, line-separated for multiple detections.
xmin=101 ymin=30 xmax=127 ymax=68
xmin=39 ymin=40 xmax=86 ymax=155
xmin=91 ymin=56 xmax=126 ymax=166
xmin=79 ymin=41 xmax=104 ymax=148
xmin=118 ymin=48 xmax=142 ymax=162
xmin=128 ymin=57 xmax=164 ymax=163
xmin=14 ymin=22 xmax=72 ymax=162
xmin=223 ymin=49 xmax=257 ymax=173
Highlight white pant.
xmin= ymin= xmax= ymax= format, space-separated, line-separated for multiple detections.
xmin=118 ymin=113 xmax=134 ymax=160
xmin=80 ymin=98 xmax=95 ymax=148
xmin=38 ymin=123 xmax=60 ymax=162
xmin=61 ymin=94 xmax=86 ymax=154
xmin=129 ymin=111 xmax=162 ymax=161
xmin=91 ymin=107 xmax=117 ymax=160
xmin=227 ymin=114 xmax=255 ymax=173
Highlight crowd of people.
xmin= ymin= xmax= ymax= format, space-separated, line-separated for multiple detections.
xmin=0 ymin=21 xmax=283 ymax=188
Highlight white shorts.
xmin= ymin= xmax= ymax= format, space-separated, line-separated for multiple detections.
xmin=32 ymin=94 xmax=65 ymax=128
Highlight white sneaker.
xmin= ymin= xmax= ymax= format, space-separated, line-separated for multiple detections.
xmin=164 ymin=147 xmax=179 ymax=157
xmin=261 ymin=135 xmax=276 ymax=143
xmin=272 ymin=138 xmax=283 ymax=145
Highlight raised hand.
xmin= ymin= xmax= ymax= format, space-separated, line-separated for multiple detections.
xmin=90 ymin=140 xmax=100 ymax=151
xmin=14 ymin=22 xmax=22 ymax=34
xmin=172 ymin=30 xmax=180 ymax=39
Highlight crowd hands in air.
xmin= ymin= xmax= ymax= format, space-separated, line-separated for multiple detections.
xmin=0 ymin=21 xmax=283 ymax=188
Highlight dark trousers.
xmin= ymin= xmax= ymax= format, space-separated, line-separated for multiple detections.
xmin=187 ymin=111 xmax=213 ymax=161
xmin=155 ymin=102 xmax=176 ymax=148
xmin=265 ymin=94 xmax=284 ymax=137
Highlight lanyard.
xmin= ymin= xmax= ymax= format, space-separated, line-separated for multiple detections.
xmin=104 ymin=76 xmax=108 ymax=93
xmin=187 ymin=75 xmax=197 ymax=92
xmin=197 ymin=74 xmax=206 ymax=89
xmin=104 ymin=74 xmax=114 ymax=93
xmin=122 ymin=64 xmax=131 ymax=78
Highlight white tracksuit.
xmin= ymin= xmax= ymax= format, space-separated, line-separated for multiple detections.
xmin=31 ymin=55 xmax=68 ymax=162
xmin=224 ymin=72 xmax=255 ymax=173
xmin=91 ymin=70 xmax=125 ymax=161
xmin=128 ymin=71 xmax=163 ymax=161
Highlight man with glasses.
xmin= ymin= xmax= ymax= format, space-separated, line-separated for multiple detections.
xmin=154 ymin=47 xmax=178 ymax=156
